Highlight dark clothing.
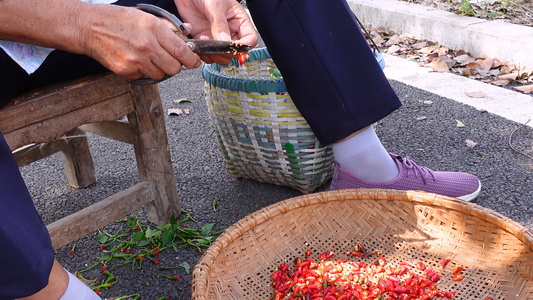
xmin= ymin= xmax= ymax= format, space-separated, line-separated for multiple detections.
xmin=246 ymin=0 xmax=401 ymax=144
xmin=0 ymin=133 xmax=55 ymax=299
xmin=0 ymin=0 xmax=401 ymax=297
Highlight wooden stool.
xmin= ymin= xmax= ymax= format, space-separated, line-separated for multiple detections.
xmin=0 ymin=72 xmax=181 ymax=249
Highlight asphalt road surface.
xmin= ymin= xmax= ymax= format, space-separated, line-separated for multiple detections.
xmin=20 ymin=57 xmax=533 ymax=299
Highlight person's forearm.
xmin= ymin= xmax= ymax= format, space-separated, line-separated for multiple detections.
xmin=0 ymin=0 xmax=97 ymax=54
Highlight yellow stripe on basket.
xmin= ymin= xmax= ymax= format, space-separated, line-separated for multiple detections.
xmin=277 ymin=110 xmax=302 ymax=118
xmin=229 ymin=115 xmax=246 ymax=121
xmin=248 ymin=93 xmax=269 ymax=100
xmin=249 ymin=108 xmax=271 ymax=117
xmin=245 ymin=101 xmax=270 ymax=107
xmin=224 ymin=105 xmax=243 ymax=114
xmin=222 ymin=98 xmax=242 ymax=105
xmin=222 ymin=90 xmax=239 ymax=97
xmin=276 ymin=102 xmax=296 ymax=107
xmin=249 ymin=119 xmax=308 ymax=125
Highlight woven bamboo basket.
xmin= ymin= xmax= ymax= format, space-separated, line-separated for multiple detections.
xmin=203 ymin=48 xmax=334 ymax=194
xmin=192 ymin=189 xmax=533 ymax=299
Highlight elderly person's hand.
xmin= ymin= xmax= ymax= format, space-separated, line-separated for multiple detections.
xmin=79 ymin=4 xmax=203 ymax=81
xmin=176 ymin=0 xmax=258 ymax=66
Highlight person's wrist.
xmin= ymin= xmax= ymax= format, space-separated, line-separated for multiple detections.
xmin=69 ymin=1 xmax=95 ymax=55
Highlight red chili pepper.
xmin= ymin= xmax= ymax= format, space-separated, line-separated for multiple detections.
xmin=452 ymin=265 xmax=463 ymax=274
xmin=319 ymin=250 xmax=335 ymax=261
xmin=100 ymin=244 xmax=105 ymax=250
xmin=305 ymin=249 xmax=312 ymax=257
xmin=174 ymin=275 xmax=180 ymax=280
xmin=70 ymin=250 xmax=74 ymax=255
xmin=238 ymin=53 xmax=247 ymax=66
xmin=154 ymin=260 xmax=160 ymax=265
xmin=452 ymin=273 xmax=464 ymax=281
xmin=277 ymin=284 xmax=291 ymax=293
xmin=278 ymin=263 xmax=290 ymax=273
xmin=399 ymin=261 xmax=414 ymax=268
xmin=444 ymin=291 xmax=456 ymax=298
xmin=297 ymin=260 xmax=310 ymax=268
xmin=416 ymin=262 xmax=426 ymax=271
xmin=94 ymin=290 xmax=101 ymax=295
xmin=377 ymin=256 xmax=386 ymax=266
xmin=440 ymin=259 xmax=451 ymax=269
xmin=398 ymin=265 xmax=408 ymax=276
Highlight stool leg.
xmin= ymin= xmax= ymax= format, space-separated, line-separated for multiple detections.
xmin=128 ymin=84 xmax=181 ymax=224
xmin=59 ymin=128 xmax=97 ymax=188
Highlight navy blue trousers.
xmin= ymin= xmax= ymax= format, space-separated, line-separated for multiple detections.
xmin=246 ymin=0 xmax=401 ymax=144
xmin=0 ymin=0 xmax=400 ymax=297
xmin=0 ymin=133 xmax=56 ymax=299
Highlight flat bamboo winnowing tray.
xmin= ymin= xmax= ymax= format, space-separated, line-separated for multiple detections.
xmin=192 ymin=189 xmax=533 ymax=299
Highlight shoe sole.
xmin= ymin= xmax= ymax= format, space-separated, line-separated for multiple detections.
xmin=457 ymin=180 xmax=482 ymax=202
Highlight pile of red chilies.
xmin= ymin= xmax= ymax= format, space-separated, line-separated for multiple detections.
xmin=269 ymin=246 xmax=464 ymax=300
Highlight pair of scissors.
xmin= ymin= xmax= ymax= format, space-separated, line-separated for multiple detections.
xmin=134 ymin=4 xmax=252 ymax=84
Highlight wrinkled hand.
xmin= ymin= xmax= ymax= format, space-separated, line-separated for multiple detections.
xmin=80 ymin=4 xmax=201 ymax=81
xmin=176 ymin=0 xmax=258 ymax=65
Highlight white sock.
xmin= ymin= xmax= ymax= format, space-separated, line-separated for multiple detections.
xmin=60 ymin=270 xmax=102 ymax=300
xmin=331 ymin=126 xmax=399 ymax=182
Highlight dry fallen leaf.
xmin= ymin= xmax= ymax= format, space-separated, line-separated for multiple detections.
xmin=411 ymin=41 xmax=427 ymax=49
xmin=416 ymin=116 xmax=427 ymax=121
xmin=466 ymin=62 xmax=482 ymax=70
xmin=455 ymin=119 xmax=466 ymax=128
xmin=386 ymin=34 xmax=402 ymax=46
xmin=423 ymin=100 xmax=434 ymax=105
xmin=466 ymin=139 xmax=478 ymax=149
xmin=387 ymin=45 xmax=401 ymax=54
xmin=466 ymin=91 xmax=486 ymax=98
xmin=461 ymin=68 xmax=477 ymax=76
xmin=426 ymin=57 xmax=450 ymax=72
xmin=514 ymin=85 xmax=533 ymax=93
xmin=491 ymin=79 xmax=510 ymax=86
xmin=168 ymin=108 xmax=183 ymax=116
xmin=477 ymin=57 xmax=494 ymax=73
xmin=496 ymin=72 xmax=518 ymax=81
xmin=184 ymin=109 xmax=191 ymax=115
xmin=455 ymin=54 xmax=475 ymax=65
xmin=492 ymin=59 xmax=502 ymax=69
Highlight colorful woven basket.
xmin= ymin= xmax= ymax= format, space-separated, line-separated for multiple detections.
xmin=192 ymin=189 xmax=533 ymax=299
xmin=203 ymin=48 xmax=334 ymax=193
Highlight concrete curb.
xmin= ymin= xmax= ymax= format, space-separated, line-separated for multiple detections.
xmin=348 ymin=0 xmax=533 ymax=71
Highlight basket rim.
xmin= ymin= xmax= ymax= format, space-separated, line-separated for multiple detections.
xmin=202 ymin=47 xmax=287 ymax=94
xmin=191 ymin=188 xmax=533 ymax=298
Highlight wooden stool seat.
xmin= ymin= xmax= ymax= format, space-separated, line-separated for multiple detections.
xmin=0 ymin=72 xmax=181 ymax=249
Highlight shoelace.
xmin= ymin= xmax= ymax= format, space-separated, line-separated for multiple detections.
xmin=395 ymin=155 xmax=436 ymax=185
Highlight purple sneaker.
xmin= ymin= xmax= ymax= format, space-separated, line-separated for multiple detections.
xmin=330 ymin=153 xmax=481 ymax=201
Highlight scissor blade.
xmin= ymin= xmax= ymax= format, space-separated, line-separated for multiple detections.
xmin=187 ymin=39 xmax=252 ymax=54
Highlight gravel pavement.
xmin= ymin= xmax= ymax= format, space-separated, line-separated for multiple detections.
xmin=19 ymin=51 xmax=533 ymax=299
